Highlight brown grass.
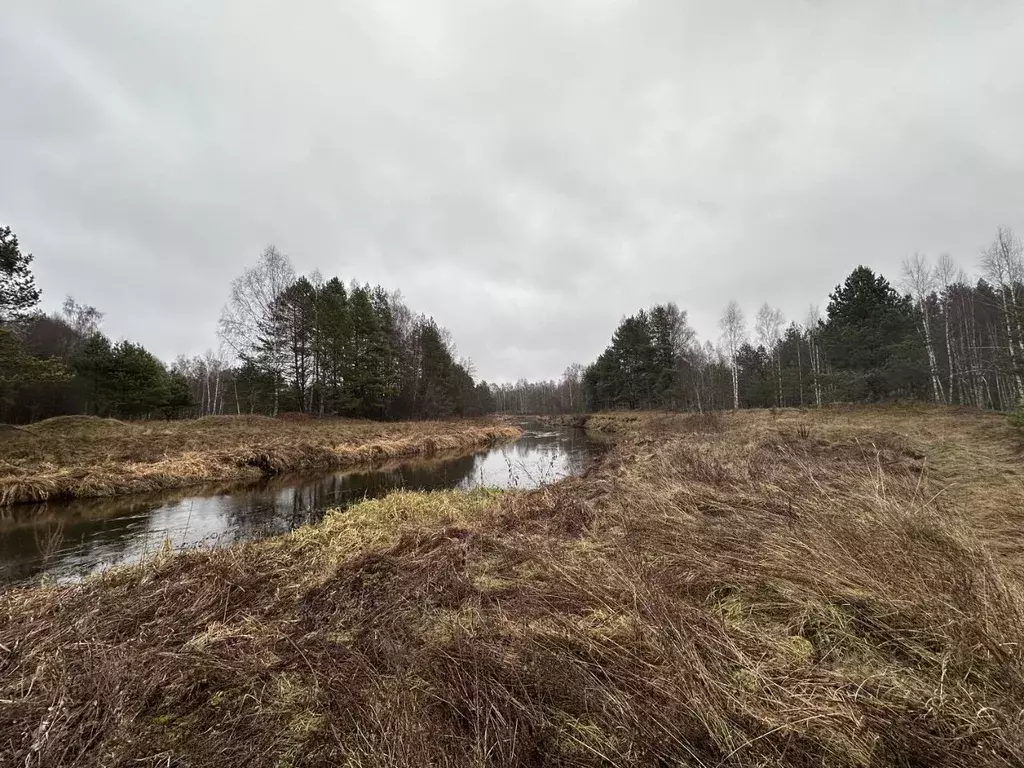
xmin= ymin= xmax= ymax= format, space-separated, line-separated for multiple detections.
xmin=2 ymin=406 xmax=1024 ymax=766
xmin=0 ymin=415 xmax=522 ymax=507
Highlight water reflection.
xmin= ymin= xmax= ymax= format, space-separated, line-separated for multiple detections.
xmin=0 ymin=425 xmax=600 ymax=586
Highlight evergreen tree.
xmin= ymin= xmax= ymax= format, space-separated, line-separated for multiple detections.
xmin=275 ymin=277 xmax=316 ymax=412
xmin=736 ymin=343 xmax=773 ymax=408
xmin=106 ymin=341 xmax=171 ymax=417
xmin=819 ymin=266 xmax=925 ymax=401
xmin=0 ymin=226 xmax=41 ymax=323
xmin=163 ymin=372 xmax=194 ymax=418
xmin=0 ymin=329 xmax=67 ymax=422
xmin=73 ymin=333 xmax=115 ymax=415
xmin=648 ymin=304 xmax=680 ymax=407
xmin=416 ymin=319 xmax=454 ymax=418
xmin=371 ymin=287 xmax=400 ymax=411
xmin=316 ymin=278 xmax=354 ymax=414
xmin=348 ymin=285 xmax=388 ymax=417
xmin=473 ymin=381 xmax=496 ymax=415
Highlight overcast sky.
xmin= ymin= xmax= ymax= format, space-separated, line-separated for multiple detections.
xmin=3 ymin=1 xmax=1024 ymax=382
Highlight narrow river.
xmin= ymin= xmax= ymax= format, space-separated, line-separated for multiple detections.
xmin=0 ymin=423 xmax=602 ymax=587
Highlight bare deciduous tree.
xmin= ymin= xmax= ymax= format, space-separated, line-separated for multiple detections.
xmin=981 ymin=227 xmax=1024 ymax=402
xmin=935 ymin=254 xmax=956 ymax=399
xmin=562 ymin=363 xmax=585 ymax=412
xmin=902 ymin=252 xmax=945 ymax=404
xmin=218 ymin=245 xmax=296 ymax=416
xmin=755 ymin=303 xmax=785 ymax=406
xmin=61 ymin=296 xmax=104 ymax=337
xmin=719 ymin=300 xmax=746 ymax=410
xmin=805 ymin=305 xmax=823 ymax=407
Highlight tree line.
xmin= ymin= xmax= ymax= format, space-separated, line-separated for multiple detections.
xmin=7 ymin=221 xmax=1024 ymax=422
xmin=209 ymin=246 xmax=494 ymax=419
xmin=0 ymin=229 xmax=494 ymax=423
xmin=504 ymin=227 xmax=1024 ymax=414
xmin=2 ymin=226 xmax=189 ymax=422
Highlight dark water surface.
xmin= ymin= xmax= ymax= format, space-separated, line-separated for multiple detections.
xmin=0 ymin=424 xmax=602 ymax=587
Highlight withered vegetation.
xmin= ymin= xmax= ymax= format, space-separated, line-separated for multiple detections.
xmin=3 ymin=406 xmax=1024 ymax=766
xmin=0 ymin=415 xmax=521 ymax=507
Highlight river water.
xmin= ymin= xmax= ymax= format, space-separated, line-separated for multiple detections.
xmin=0 ymin=424 xmax=601 ymax=587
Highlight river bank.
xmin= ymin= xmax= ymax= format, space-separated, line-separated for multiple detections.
xmin=0 ymin=423 xmax=599 ymax=585
xmin=0 ymin=415 xmax=521 ymax=507
xmin=3 ymin=406 xmax=1023 ymax=766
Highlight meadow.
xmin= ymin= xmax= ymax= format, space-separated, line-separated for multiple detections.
xmin=2 ymin=406 xmax=1023 ymax=766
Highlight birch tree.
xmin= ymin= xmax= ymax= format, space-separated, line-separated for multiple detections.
xmin=981 ymin=227 xmax=1024 ymax=402
xmin=754 ymin=303 xmax=785 ymax=406
xmin=719 ymin=300 xmax=746 ymax=410
xmin=902 ymin=253 xmax=944 ymax=403
xmin=934 ymin=254 xmax=959 ymax=403
xmin=805 ymin=305 xmax=823 ymax=407
xmin=218 ymin=245 xmax=296 ymax=416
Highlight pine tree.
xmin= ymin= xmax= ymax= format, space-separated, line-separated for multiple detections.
xmin=819 ymin=266 xmax=925 ymax=401
xmin=72 ymin=333 xmax=115 ymax=415
xmin=348 ymin=285 xmax=388 ymax=417
xmin=276 ymin=277 xmax=316 ymax=412
xmin=416 ymin=319 xmax=454 ymax=418
xmin=316 ymin=278 xmax=353 ymax=415
xmin=106 ymin=341 xmax=171 ymax=417
xmin=0 ymin=226 xmax=41 ymax=322
xmin=0 ymin=328 xmax=66 ymax=421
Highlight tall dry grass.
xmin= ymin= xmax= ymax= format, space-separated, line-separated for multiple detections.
xmin=0 ymin=415 xmax=521 ymax=507
xmin=2 ymin=407 xmax=1023 ymax=766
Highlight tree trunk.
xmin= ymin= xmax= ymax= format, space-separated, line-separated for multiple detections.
xmin=999 ymin=288 xmax=1023 ymax=402
xmin=808 ymin=335 xmax=822 ymax=407
xmin=731 ymin=361 xmax=739 ymax=410
xmin=919 ymin=303 xmax=944 ymax=403
xmin=796 ymin=340 xmax=804 ymax=406
xmin=943 ymin=302 xmax=954 ymax=404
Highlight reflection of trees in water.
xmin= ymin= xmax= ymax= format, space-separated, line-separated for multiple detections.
xmin=564 ymin=446 xmax=589 ymax=478
xmin=0 ymin=497 xmax=175 ymax=584
xmin=1 ymin=428 xmax=607 ymax=587
xmin=221 ymin=452 xmax=481 ymax=540
xmin=489 ymin=430 xmax=602 ymax=488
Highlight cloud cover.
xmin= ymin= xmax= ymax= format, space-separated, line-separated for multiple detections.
xmin=3 ymin=0 xmax=1024 ymax=381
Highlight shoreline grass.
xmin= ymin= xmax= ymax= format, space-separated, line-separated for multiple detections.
xmin=0 ymin=415 xmax=522 ymax=507
xmin=2 ymin=406 xmax=1023 ymax=765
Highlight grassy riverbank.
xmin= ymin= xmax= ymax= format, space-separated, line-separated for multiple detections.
xmin=0 ymin=415 xmax=521 ymax=507
xmin=3 ymin=406 xmax=1024 ymax=766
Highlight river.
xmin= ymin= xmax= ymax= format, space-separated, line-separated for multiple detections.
xmin=0 ymin=423 xmax=602 ymax=587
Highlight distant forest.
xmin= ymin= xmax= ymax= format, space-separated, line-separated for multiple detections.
xmin=497 ymin=227 xmax=1024 ymax=415
xmin=3 ymin=223 xmax=1024 ymax=423
xmin=0 ymin=229 xmax=493 ymax=423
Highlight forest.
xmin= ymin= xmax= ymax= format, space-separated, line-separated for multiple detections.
xmin=500 ymin=227 xmax=1024 ymax=416
xmin=4 ymin=222 xmax=1024 ymax=423
xmin=0 ymin=230 xmax=494 ymax=424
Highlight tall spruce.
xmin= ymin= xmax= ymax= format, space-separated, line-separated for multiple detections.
xmin=0 ymin=226 xmax=41 ymax=323
xmin=819 ymin=266 xmax=925 ymax=401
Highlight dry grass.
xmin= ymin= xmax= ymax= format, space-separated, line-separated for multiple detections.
xmin=0 ymin=415 xmax=521 ymax=507
xmin=3 ymin=406 xmax=1024 ymax=766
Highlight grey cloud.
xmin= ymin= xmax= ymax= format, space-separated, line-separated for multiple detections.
xmin=3 ymin=0 xmax=1024 ymax=381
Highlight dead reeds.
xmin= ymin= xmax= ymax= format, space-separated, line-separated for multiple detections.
xmin=0 ymin=415 xmax=521 ymax=507
xmin=2 ymin=406 xmax=1023 ymax=766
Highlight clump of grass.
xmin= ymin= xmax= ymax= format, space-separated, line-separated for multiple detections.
xmin=2 ymin=407 xmax=1023 ymax=766
xmin=1009 ymin=406 xmax=1024 ymax=432
xmin=0 ymin=417 xmax=521 ymax=507
xmin=680 ymin=410 xmax=725 ymax=433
